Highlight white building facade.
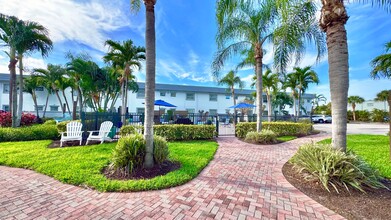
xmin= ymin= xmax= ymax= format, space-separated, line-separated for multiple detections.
xmin=0 ymin=73 xmax=315 ymax=117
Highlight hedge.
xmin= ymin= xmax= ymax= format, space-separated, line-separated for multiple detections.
xmin=0 ymin=124 xmax=59 ymax=142
xmin=236 ymin=122 xmax=313 ymax=138
xmin=120 ymin=124 xmax=216 ymax=141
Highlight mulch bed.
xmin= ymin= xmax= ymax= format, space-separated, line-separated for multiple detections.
xmin=282 ymin=162 xmax=391 ymax=220
xmin=103 ymin=160 xmax=181 ymax=180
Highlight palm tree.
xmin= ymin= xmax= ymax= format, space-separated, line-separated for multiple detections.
xmin=0 ymin=14 xmax=22 ymax=127
xmin=130 ymin=0 xmax=157 ymax=169
xmin=33 ymin=64 xmax=67 ymax=114
xmin=23 ymin=76 xmax=41 ymax=117
xmin=319 ymin=1 xmax=391 ymax=151
xmin=371 ymin=41 xmax=391 ymax=79
xmin=283 ymin=73 xmax=299 ymax=117
xmin=218 ymin=70 xmax=245 ymax=127
xmin=311 ymin=94 xmax=327 ymax=115
xmin=15 ymin=20 xmax=52 ymax=125
xmin=291 ymin=66 xmax=319 ymax=117
xmin=213 ymin=0 xmax=324 ymax=132
xmin=103 ymin=39 xmax=145 ymax=122
xmin=348 ymin=96 xmax=365 ymax=121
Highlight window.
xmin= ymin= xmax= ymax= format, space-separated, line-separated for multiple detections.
xmin=50 ymin=106 xmax=59 ymax=111
xmin=35 ymin=86 xmax=44 ymax=91
xmin=160 ymin=91 xmax=166 ymax=96
xmin=35 ymin=105 xmax=44 ymax=111
xmin=170 ymin=92 xmax=176 ymax=97
xmin=136 ymin=108 xmax=145 ymax=115
xmin=226 ymin=95 xmax=230 ymax=99
xmin=209 ymin=109 xmax=217 ymax=116
xmin=3 ymin=83 xmax=9 ymax=93
xmin=186 ymin=93 xmax=195 ymax=101
xmin=209 ymin=94 xmax=217 ymax=102
xmin=187 ymin=109 xmax=195 ymax=114
xmin=137 ymin=90 xmax=145 ymax=99
xmin=2 ymin=105 xmax=9 ymax=111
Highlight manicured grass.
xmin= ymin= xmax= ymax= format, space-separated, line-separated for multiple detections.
xmin=319 ymin=135 xmax=391 ymax=179
xmin=0 ymin=140 xmax=218 ymax=192
xmin=277 ymin=136 xmax=297 ymax=142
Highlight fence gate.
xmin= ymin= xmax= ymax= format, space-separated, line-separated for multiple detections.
xmin=216 ymin=114 xmax=236 ymax=136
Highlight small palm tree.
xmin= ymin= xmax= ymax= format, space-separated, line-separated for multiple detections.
xmin=218 ymin=70 xmax=244 ymax=127
xmin=311 ymin=94 xmax=327 ymax=115
xmin=103 ymin=39 xmax=145 ymax=123
xmin=283 ymin=73 xmax=299 ymax=117
xmin=348 ymin=96 xmax=365 ymax=121
xmin=291 ymin=66 xmax=319 ymax=116
xmin=23 ymin=76 xmax=41 ymax=117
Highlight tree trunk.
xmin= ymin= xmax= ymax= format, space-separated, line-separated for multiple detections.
xmin=62 ymin=90 xmax=71 ymax=114
xmin=255 ymin=43 xmax=263 ymax=132
xmin=121 ymin=81 xmax=126 ymax=123
xmin=320 ymin=1 xmax=349 ymax=151
xmin=352 ymin=103 xmax=356 ymax=121
xmin=43 ymin=94 xmax=50 ymax=118
xmin=297 ymin=92 xmax=301 ymax=117
xmin=292 ymin=96 xmax=297 ymax=119
xmin=54 ymin=90 xmax=64 ymax=113
xmin=77 ymin=87 xmax=83 ymax=119
xmin=17 ymin=54 xmax=24 ymax=126
xmin=144 ymin=0 xmax=156 ymax=169
xmin=232 ymin=86 xmax=236 ymax=127
xmin=267 ymin=93 xmax=272 ymax=122
xmin=8 ymin=48 xmax=18 ymax=128
xmin=32 ymin=92 xmax=39 ymax=118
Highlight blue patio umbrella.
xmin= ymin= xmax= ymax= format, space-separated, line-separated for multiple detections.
xmin=154 ymin=99 xmax=177 ymax=108
xmin=229 ymin=103 xmax=256 ymax=109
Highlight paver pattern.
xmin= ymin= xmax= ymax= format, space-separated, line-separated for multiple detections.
xmin=0 ymin=134 xmax=344 ymax=220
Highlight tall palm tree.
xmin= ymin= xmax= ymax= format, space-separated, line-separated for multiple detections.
xmin=283 ymin=73 xmax=299 ymax=117
xmin=103 ymin=39 xmax=145 ymax=122
xmin=23 ymin=76 xmax=41 ymax=117
xmin=33 ymin=64 xmax=67 ymax=114
xmin=348 ymin=96 xmax=365 ymax=121
xmin=291 ymin=66 xmax=319 ymax=116
xmin=213 ymin=0 xmax=324 ymax=132
xmin=130 ymin=0 xmax=157 ymax=169
xmin=16 ymin=20 xmax=52 ymax=125
xmin=218 ymin=70 xmax=245 ymax=127
xmin=319 ymin=0 xmax=391 ymax=151
xmin=0 ymin=14 xmax=22 ymax=127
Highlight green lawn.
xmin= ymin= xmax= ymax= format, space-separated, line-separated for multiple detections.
xmin=320 ymin=135 xmax=391 ymax=179
xmin=0 ymin=140 xmax=218 ymax=192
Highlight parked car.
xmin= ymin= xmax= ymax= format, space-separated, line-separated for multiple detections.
xmin=312 ymin=115 xmax=332 ymax=123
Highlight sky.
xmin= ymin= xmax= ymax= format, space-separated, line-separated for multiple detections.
xmin=0 ymin=0 xmax=390 ymax=102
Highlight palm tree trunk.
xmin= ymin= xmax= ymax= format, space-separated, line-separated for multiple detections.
xmin=297 ymin=92 xmax=301 ymax=117
xmin=17 ymin=54 xmax=24 ymax=126
xmin=388 ymin=90 xmax=391 ymax=160
xmin=32 ymin=92 xmax=39 ymax=118
xmin=267 ymin=92 xmax=271 ymax=122
xmin=232 ymin=86 xmax=236 ymax=127
xmin=62 ymin=90 xmax=71 ymax=114
xmin=43 ymin=93 xmax=50 ymax=118
xmin=255 ymin=43 xmax=263 ymax=132
xmin=144 ymin=0 xmax=156 ymax=169
xmin=292 ymin=96 xmax=297 ymax=119
xmin=9 ymin=48 xmax=18 ymax=127
xmin=121 ymin=81 xmax=126 ymax=123
xmin=54 ymin=90 xmax=64 ymax=113
xmin=78 ymin=87 xmax=83 ymax=119
xmin=352 ymin=103 xmax=356 ymax=121
xmin=322 ymin=11 xmax=349 ymax=151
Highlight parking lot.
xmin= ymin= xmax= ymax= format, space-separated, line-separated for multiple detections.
xmin=314 ymin=123 xmax=389 ymax=135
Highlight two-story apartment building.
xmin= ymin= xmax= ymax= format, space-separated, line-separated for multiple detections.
xmin=0 ymin=73 xmax=315 ymax=116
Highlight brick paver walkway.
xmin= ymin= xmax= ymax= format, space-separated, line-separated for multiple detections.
xmin=0 ymin=134 xmax=344 ymax=220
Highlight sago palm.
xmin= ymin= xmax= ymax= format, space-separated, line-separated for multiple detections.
xmin=103 ymin=39 xmax=145 ymax=123
xmin=347 ymin=96 xmax=365 ymax=121
xmin=131 ymin=0 xmax=157 ymax=169
xmin=213 ymin=0 xmax=325 ymax=132
xmin=218 ymin=70 xmax=245 ymax=127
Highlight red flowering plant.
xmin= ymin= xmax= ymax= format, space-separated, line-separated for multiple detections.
xmin=0 ymin=112 xmax=36 ymax=127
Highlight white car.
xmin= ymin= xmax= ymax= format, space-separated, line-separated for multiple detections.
xmin=312 ymin=115 xmax=332 ymax=123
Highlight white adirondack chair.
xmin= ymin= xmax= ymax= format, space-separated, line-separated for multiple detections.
xmin=86 ymin=121 xmax=113 ymax=145
xmin=60 ymin=121 xmax=83 ymax=147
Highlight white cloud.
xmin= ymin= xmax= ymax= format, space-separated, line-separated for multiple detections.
xmin=22 ymin=57 xmax=47 ymax=73
xmin=0 ymin=0 xmax=134 ymax=52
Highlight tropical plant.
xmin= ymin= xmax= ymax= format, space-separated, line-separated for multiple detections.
xmin=218 ymin=70 xmax=244 ymax=127
xmin=319 ymin=0 xmax=391 ymax=151
xmin=245 ymin=130 xmax=277 ymax=144
xmin=130 ymin=0 xmax=157 ymax=169
xmin=348 ymin=96 xmax=365 ymax=121
xmin=103 ymin=39 xmax=145 ymax=120
xmin=283 ymin=73 xmax=299 ymax=117
xmin=213 ymin=0 xmax=324 ymax=132
xmin=291 ymin=66 xmax=319 ymax=116
xmin=371 ymin=40 xmax=391 ymax=79
xmin=272 ymin=92 xmax=293 ymax=114
xmin=311 ymin=94 xmax=327 ymax=115
xmin=23 ymin=76 xmax=41 ymax=117
xmin=252 ymin=70 xmax=279 ymax=121
xmin=15 ymin=20 xmax=52 ymax=126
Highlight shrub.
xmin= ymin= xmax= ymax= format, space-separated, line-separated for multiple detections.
xmin=371 ymin=109 xmax=388 ymax=122
xmin=43 ymin=120 xmax=56 ymax=125
xmin=245 ymin=130 xmax=277 ymax=144
xmin=289 ymin=143 xmax=386 ymax=193
xmin=153 ymin=135 xmax=169 ymax=164
xmin=120 ymin=124 xmax=216 ymax=141
xmin=0 ymin=112 xmax=36 ymax=127
xmin=109 ymin=134 xmax=169 ymax=176
xmin=56 ymin=120 xmax=80 ymax=132
xmin=236 ymin=122 xmax=312 ymax=138
xmin=0 ymin=124 xmax=59 ymax=142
